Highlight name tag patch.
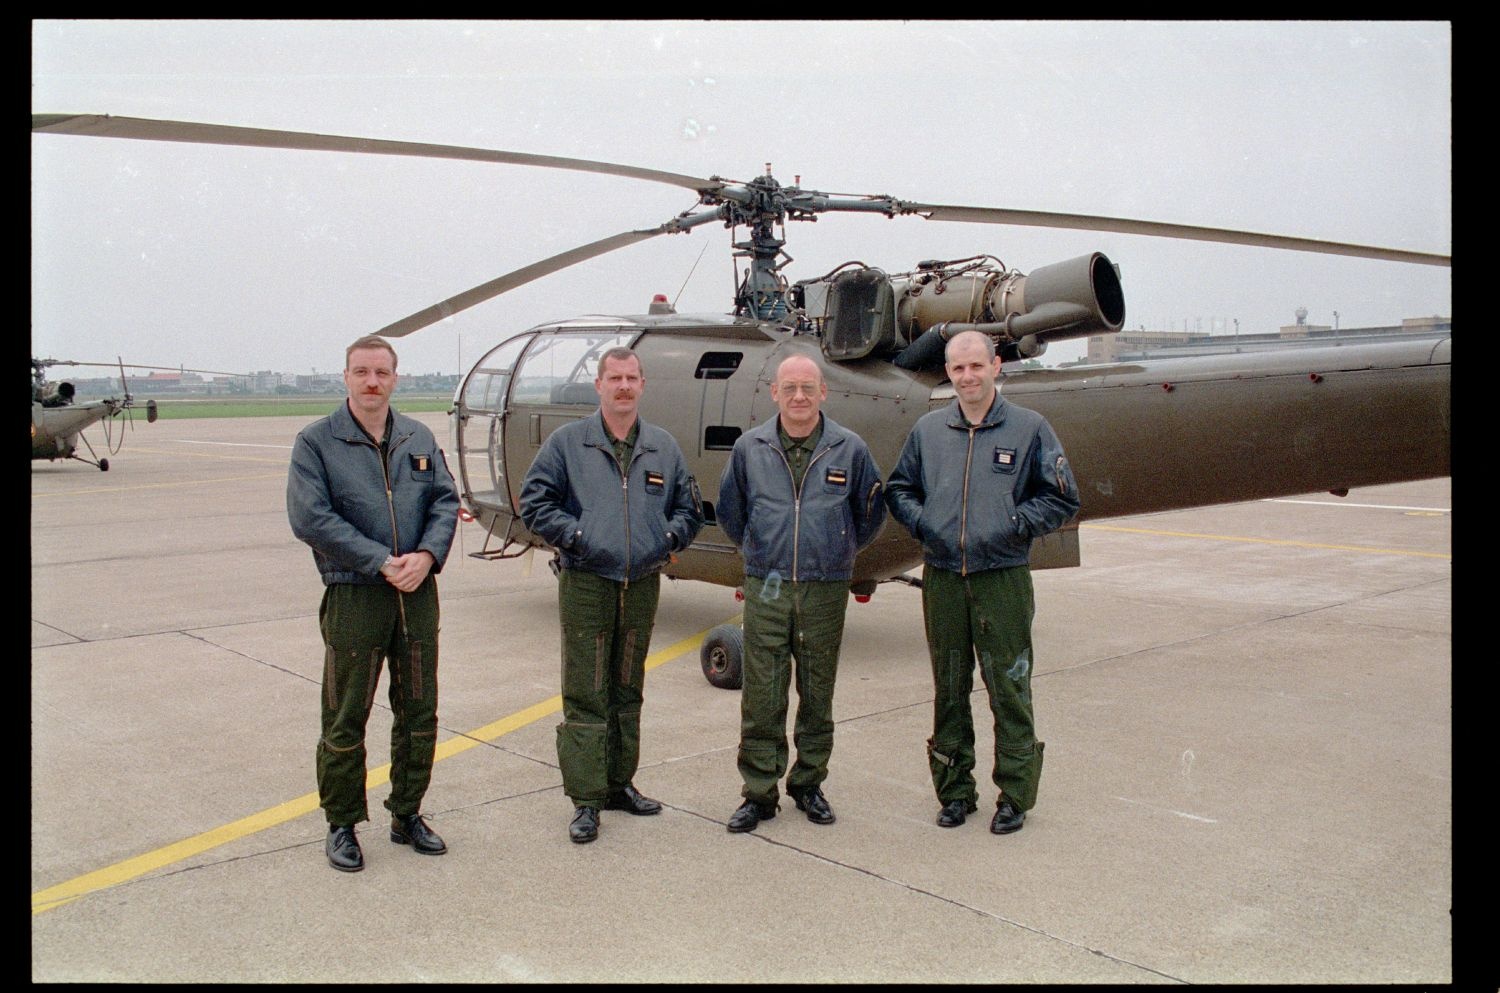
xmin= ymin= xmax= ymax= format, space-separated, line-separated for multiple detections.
xmin=993 ymin=447 xmax=1017 ymax=471
xmin=645 ymin=470 xmax=665 ymax=493
xmin=825 ymin=467 xmax=848 ymax=486
xmin=411 ymin=454 xmax=431 ymax=472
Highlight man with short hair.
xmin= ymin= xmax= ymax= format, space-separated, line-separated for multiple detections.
xmin=519 ymin=347 xmax=703 ymax=844
xmin=715 ymin=353 xmax=886 ymax=833
xmin=885 ymin=330 xmax=1079 ymax=835
xmin=287 ymin=334 xmax=459 ymax=871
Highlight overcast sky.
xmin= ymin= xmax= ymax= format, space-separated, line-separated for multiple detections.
xmin=31 ymin=19 xmax=1451 ymax=377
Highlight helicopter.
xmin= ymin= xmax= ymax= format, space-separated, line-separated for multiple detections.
xmin=32 ymin=114 xmax=1451 ymax=685
xmin=30 ymin=357 xmax=248 ymax=470
xmin=30 ymin=357 xmax=161 ymax=471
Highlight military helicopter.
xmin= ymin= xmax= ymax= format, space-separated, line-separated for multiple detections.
xmin=30 ymin=357 xmax=161 ymax=471
xmin=30 ymin=356 xmax=246 ymax=470
xmin=32 ymin=114 xmax=1451 ymax=685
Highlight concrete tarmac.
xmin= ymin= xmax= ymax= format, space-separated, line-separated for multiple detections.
xmin=31 ymin=412 xmax=1452 ymax=983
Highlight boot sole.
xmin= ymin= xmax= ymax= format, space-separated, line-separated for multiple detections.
xmin=390 ymin=831 xmax=447 ymax=855
xmin=726 ymin=807 xmax=776 ymax=833
xmin=937 ymin=801 xmax=979 ymax=828
xmin=793 ymin=800 xmax=836 ymax=825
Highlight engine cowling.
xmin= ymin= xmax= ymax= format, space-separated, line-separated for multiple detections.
xmin=803 ymin=253 xmax=1125 ymax=367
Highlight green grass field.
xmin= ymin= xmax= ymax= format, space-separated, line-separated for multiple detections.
xmin=143 ymin=396 xmax=454 ymax=419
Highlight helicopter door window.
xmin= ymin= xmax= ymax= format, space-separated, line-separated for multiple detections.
xmin=694 ymin=352 xmax=743 ymax=380
xmin=704 ymin=426 xmax=741 ymax=451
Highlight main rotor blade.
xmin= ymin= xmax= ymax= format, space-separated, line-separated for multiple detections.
xmin=32 ymin=114 xmax=722 ymax=194
xmin=904 ymin=203 xmax=1450 ymax=267
xmin=42 ymin=360 xmax=246 ymax=377
xmin=378 ymin=226 xmax=671 ymax=338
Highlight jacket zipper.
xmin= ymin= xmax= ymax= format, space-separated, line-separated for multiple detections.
xmin=607 ymin=443 xmax=635 ymax=592
xmin=769 ymin=437 xmax=830 ymax=583
xmin=372 ymin=431 xmax=409 ymax=636
xmin=959 ymin=426 xmax=976 ymax=577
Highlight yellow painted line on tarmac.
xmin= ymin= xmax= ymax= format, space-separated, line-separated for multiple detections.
xmin=31 ymin=622 xmax=730 ymax=916
xmin=1080 ymin=523 xmax=1451 ymax=560
xmin=30 ymin=793 xmax=324 ymax=914
xmin=31 ymin=472 xmax=288 ymax=498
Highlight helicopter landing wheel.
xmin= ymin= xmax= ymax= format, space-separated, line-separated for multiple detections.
xmin=700 ymin=623 xmax=744 ymax=690
xmin=98 ymin=458 xmax=109 ymax=472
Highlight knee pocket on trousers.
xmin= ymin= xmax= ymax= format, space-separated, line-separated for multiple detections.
xmin=927 ymin=736 xmax=966 ymax=768
xmin=997 ymin=739 xmax=1044 ymax=761
xmin=319 ymin=734 xmax=363 ymax=753
xmin=557 ymin=720 xmax=607 ymax=736
xmin=322 ymin=645 xmax=384 ymax=714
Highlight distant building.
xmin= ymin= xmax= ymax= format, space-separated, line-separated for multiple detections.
xmin=1084 ymin=314 xmax=1451 ymax=364
xmin=249 ymin=370 xmax=293 ymax=393
xmin=295 ymin=373 xmax=344 ymax=394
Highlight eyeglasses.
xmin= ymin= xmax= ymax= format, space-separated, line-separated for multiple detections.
xmin=777 ymin=383 xmax=821 ymax=396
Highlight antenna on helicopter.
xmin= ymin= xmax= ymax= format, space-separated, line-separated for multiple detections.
xmin=671 ymin=241 xmax=709 ymax=310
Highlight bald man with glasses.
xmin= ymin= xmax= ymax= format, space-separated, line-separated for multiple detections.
xmin=715 ymin=354 xmax=887 ymax=833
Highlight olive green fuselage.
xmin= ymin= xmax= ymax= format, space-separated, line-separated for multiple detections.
xmin=450 ymin=315 xmax=1449 ymax=588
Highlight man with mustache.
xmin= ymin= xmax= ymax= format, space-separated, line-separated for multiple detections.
xmin=885 ymin=330 xmax=1080 ymax=835
xmin=287 ymin=335 xmax=459 ymax=872
xmin=520 ymin=347 xmax=703 ymax=844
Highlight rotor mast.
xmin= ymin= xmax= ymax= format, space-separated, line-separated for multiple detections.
xmin=699 ymin=164 xmax=909 ymax=321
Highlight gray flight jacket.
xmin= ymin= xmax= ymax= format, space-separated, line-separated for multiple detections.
xmin=716 ymin=413 xmax=886 ymax=582
xmin=885 ymin=393 xmax=1079 ymax=575
xmin=287 ymin=401 xmax=459 ymax=586
xmin=518 ymin=410 xmax=703 ymax=583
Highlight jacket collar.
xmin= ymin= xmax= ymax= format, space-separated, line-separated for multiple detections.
xmin=582 ymin=409 xmax=658 ymax=452
xmin=943 ymin=392 xmax=1009 ymax=430
xmin=748 ymin=412 xmax=845 ymax=456
xmin=331 ymin=399 xmax=409 ymax=445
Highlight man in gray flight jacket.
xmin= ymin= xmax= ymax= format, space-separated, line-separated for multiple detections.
xmin=287 ymin=335 xmax=459 ymax=872
xmin=885 ymin=330 xmax=1079 ymax=835
xmin=715 ymin=353 xmax=886 ymax=833
xmin=519 ymin=347 xmax=702 ymax=845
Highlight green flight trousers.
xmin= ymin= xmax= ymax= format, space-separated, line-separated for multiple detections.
xmin=316 ymin=578 xmax=440 ymax=827
xmin=556 ymin=568 xmax=661 ymax=808
xmin=921 ymin=564 xmax=1045 ymax=811
xmin=737 ymin=575 xmax=850 ymax=805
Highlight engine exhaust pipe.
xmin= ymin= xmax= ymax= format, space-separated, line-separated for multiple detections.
xmin=895 ymin=253 xmax=1125 ymax=369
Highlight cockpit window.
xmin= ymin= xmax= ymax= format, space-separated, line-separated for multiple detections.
xmin=459 ymin=333 xmax=533 ymax=413
xmin=511 ymin=331 xmax=638 ymax=405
